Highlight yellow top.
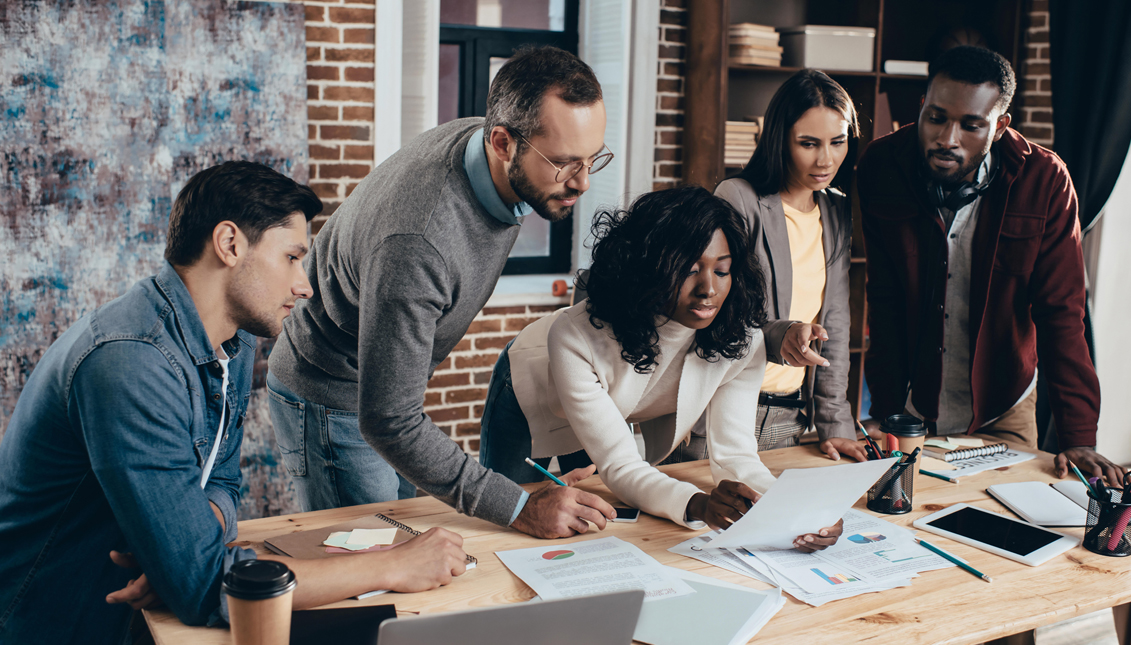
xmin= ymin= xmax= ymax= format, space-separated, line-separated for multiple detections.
xmin=761 ymin=200 xmax=826 ymax=394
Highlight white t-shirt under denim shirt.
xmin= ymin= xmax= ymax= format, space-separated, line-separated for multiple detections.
xmin=200 ymin=352 xmax=230 ymax=488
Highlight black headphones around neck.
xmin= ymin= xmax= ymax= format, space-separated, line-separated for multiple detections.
xmin=926 ymin=160 xmax=999 ymax=213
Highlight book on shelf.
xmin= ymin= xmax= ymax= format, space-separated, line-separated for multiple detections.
xmin=728 ymin=39 xmax=784 ymax=52
xmin=730 ymin=47 xmax=782 ymax=60
xmin=730 ymin=55 xmax=782 ymax=68
xmin=729 ymin=22 xmax=776 ymax=34
xmin=725 ymin=121 xmax=762 ymax=132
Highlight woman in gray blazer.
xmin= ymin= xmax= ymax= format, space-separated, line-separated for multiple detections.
xmin=715 ymin=69 xmax=866 ymax=462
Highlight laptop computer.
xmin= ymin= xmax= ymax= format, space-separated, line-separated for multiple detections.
xmin=378 ymin=590 xmax=645 ymax=645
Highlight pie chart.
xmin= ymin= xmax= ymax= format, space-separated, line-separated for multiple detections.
xmin=542 ymin=550 xmax=575 ymax=560
xmin=848 ymin=532 xmax=886 ymax=544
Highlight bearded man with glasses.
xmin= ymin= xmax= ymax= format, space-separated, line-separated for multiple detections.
xmin=266 ymin=46 xmax=618 ymax=539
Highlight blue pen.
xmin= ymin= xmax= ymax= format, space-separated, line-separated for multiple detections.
xmin=525 ymin=458 xmax=567 ymax=486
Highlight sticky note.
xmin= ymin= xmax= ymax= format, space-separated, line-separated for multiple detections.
xmin=925 ymin=439 xmax=959 ymax=449
xmin=920 ymin=456 xmax=957 ymax=471
xmin=346 ymin=528 xmax=398 ymax=546
xmin=947 ymin=437 xmax=984 ymax=447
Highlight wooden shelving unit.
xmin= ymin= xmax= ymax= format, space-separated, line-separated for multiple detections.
xmin=684 ymin=0 xmax=1023 ymax=419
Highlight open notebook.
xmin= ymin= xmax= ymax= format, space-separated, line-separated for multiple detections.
xmin=987 ymin=481 xmax=1090 ymax=527
xmin=264 ymin=513 xmax=477 ymax=582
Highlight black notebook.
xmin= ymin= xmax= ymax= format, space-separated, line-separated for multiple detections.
xmin=291 ymin=604 xmax=396 ymax=645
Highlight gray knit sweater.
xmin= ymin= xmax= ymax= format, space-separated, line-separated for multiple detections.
xmin=269 ymin=118 xmax=525 ymax=525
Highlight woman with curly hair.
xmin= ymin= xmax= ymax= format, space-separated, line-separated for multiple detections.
xmin=716 ymin=69 xmax=866 ymax=462
xmin=477 ymin=186 xmax=843 ymax=544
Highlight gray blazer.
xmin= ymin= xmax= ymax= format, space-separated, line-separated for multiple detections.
xmin=715 ymin=178 xmax=856 ymax=442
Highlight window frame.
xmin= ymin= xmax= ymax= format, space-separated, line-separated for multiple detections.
xmin=440 ymin=2 xmax=580 ymax=275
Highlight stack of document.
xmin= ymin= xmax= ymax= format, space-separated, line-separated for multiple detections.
xmin=497 ymin=537 xmax=786 ymax=644
xmin=671 ymin=509 xmax=954 ymax=606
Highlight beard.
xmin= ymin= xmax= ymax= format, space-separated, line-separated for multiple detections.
xmin=227 ymin=262 xmax=285 ymax=338
xmin=508 ymin=151 xmax=579 ymax=222
xmin=923 ymin=148 xmax=984 ymax=187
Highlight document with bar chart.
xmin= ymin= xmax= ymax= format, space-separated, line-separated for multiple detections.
xmin=673 ymin=509 xmax=955 ymax=606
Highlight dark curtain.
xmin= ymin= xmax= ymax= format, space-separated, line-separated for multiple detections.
xmin=1049 ymin=0 xmax=1131 ymax=232
xmin=1037 ymin=1 xmax=1131 ymax=451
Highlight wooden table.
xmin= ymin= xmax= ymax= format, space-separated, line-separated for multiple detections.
xmin=145 ymin=445 xmax=1131 ymax=644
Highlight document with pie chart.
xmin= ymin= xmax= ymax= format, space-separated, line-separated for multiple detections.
xmin=496 ymin=536 xmax=694 ymax=602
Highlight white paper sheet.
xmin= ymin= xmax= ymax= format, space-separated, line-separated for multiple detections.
xmin=345 ymin=528 xmax=398 ymax=546
xmin=496 ymin=536 xmax=695 ymax=602
xmin=711 ymin=458 xmax=898 ymax=549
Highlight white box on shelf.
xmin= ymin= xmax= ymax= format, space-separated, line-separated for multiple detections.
xmin=883 ymin=60 xmax=929 ymax=76
xmin=777 ymin=25 xmax=875 ymax=72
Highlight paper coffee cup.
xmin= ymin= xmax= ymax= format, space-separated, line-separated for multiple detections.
xmin=223 ymin=559 xmax=297 ymax=645
xmin=881 ymin=414 xmax=927 ymax=490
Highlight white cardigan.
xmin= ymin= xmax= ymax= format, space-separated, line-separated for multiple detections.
xmin=509 ymin=302 xmax=776 ymax=528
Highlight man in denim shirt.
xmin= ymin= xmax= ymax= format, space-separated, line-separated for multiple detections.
xmin=0 ymin=162 xmax=469 ymax=644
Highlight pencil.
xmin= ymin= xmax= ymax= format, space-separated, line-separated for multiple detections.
xmin=524 ymin=458 xmax=567 ymax=486
xmin=1071 ymin=464 xmax=1098 ymax=497
xmin=916 ymin=538 xmax=992 ymax=582
xmin=920 ymin=469 xmax=959 ymax=483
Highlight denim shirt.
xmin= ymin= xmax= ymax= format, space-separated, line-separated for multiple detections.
xmin=0 ymin=262 xmax=256 ymax=645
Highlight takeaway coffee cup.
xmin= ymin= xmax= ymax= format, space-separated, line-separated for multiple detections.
xmin=223 ymin=559 xmax=297 ymax=645
xmin=881 ymin=414 xmax=927 ymax=489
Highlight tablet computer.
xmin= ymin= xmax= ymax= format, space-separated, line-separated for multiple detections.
xmin=912 ymin=503 xmax=1079 ymax=566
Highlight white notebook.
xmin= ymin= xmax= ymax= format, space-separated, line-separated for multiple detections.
xmin=986 ymin=481 xmax=1089 ymax=527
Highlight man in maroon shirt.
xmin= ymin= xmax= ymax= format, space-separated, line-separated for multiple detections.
xmin=857 ymin=46 xmax=1123 ymax=485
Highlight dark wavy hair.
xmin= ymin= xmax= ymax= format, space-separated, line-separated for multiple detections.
xmin=580 ymin=186 xmax=767 ymax=373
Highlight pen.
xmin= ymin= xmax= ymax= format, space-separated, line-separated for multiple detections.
xmin=524 ymin=458 xmax=567 ymax=486
xmin=920 ymin=469 xmax=959 ymax=484
xmin=858 ymin=422 xmax=883 ymax=462
xmin=1072 ymin=464 xmax=1098 ymax=497
xmin=916 ymin=538 xmax=992 ymax=582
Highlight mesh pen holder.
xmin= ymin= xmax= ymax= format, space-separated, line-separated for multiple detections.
xmin=1083 ymin=489 xmax=1131 ymax=557
xmin=866 ymin=459 xmax=915 ymax=515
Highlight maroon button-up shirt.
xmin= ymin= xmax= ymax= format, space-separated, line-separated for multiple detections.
xmin=857 ymin=125 xmax=1099 ymax=448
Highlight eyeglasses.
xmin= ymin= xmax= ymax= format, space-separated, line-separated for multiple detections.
xmin=514 ymin=133 xmax=614 ymax=183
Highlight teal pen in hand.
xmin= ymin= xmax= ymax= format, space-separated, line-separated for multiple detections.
xmin=525 ymin=458 xmax=567 ymax=486
xmin=916 ymin=538 xmax=992 ymax=582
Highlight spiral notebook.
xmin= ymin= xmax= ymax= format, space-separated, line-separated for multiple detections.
xmin=263 ymin=513 xmax=477 ymax=566
xmin=923 ymin=441 xmax=1008 ymax=462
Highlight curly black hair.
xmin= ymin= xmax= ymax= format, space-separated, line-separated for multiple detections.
xmin=580 ymin=186 xmax=767 ymax=373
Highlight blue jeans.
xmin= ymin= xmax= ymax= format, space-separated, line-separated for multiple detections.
xmin=266 ymin=373 xmax=415 ymax=512
xmin=479 ymin=341 xmax=593 ymax=485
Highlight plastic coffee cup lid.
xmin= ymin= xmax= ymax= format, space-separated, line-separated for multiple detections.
xmin=881 ymin=414 xmax=927 ymax=437
xmin=222 ymin=560 xmax=296 ymax=600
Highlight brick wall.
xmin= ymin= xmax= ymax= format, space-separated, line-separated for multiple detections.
xmin=1015 ymin=0 xmax=1053 ymax=146
xmin=421 ymin=304 xmax=566 ymax=453
xmin=654 ymin=0 xmax=687 ymax=190
xmin=304 ymin=0 xmax=376 ymax=234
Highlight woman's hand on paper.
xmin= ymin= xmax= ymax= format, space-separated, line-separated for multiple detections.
xmin=384 ymin=527 xmax=469 ymax=592
xmin=687 ymin=480 xmax=761 ymax=530
xmin=511 ymin=465 xmax=617 ymax=538
xmin=792 ymin=518 xmax=844 ymax=553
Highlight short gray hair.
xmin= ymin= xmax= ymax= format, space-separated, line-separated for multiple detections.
xmin=483 ymin=46 xmax=602 ymax=147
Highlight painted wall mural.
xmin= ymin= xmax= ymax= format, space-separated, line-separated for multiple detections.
xmin=1 ymin=0 xmax=309 ymax=518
